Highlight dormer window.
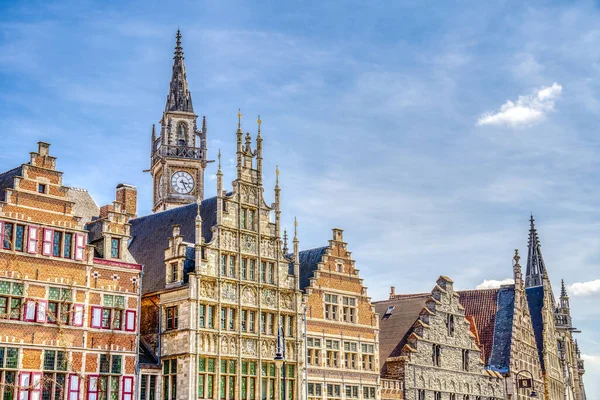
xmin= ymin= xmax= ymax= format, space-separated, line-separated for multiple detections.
xmin=110 ymin=238 xmax=120 ymax=259
xmin=170 ymin=263 xmax=179 ymax=283
xmin=447 ymin=314 xmax=455 ymax=337
xmin=38 ymin=184 xmax=46 ymax=194
xmin=384 ymin=306 xmax=395 ymax=316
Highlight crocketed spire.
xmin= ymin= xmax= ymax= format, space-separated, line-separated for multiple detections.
xmin=525 ymin=214 xmax=547 ymax=288
xmin=165 ymin=29 xmax=194 ymax=113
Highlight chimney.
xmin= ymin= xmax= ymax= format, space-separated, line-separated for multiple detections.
xmin=38 ymin=142 xmax=50 ymax=156
xmin=332 ymin=228 xmax=343 ymax=242
xmin=390 ymin=286 xmax=396 ymax=297
xmin=116 ymin=183 xmax=137 ymax=218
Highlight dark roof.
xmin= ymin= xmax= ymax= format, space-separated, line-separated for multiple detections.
xmin=66 ymin=187 xmax=99 ymax=226
xmin=296 ymin=247 xmax=328 ymax=292
xmin=0 ymin=166 xmax=22 ymax=202
xmin=139 ymin=339 xmax=159 ymax=367
xmin=459 ymin=288 xmax=500 ymax=364
xmin=373 ymin=294 xmax=430 ymax=372
xmin=488 ymin=286 xmax=515 ymax=373
xmin=129 ymin=197 xmax=217 ymax=294
xmin=526 ymin=285 xmax=545 ymax=371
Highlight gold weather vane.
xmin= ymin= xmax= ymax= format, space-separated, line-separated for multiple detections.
xmin=294 ymin=217 xmax=298 ymax=237
xmin=257 ymin=115 xmax=262 ymax=134
xmin=275 ymin=165 xmax=279 ymax=185
xmin=238 ymin=109 xmax=242 ymax=129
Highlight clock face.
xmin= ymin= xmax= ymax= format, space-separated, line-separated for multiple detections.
xmin=171 ymin=171 xmax=195 ymax=194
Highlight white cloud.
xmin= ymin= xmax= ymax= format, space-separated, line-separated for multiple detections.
xmin=568 ymin=279 xmax=600 ymax=296
xmin=477 ymin=83 xmax=562 ymax=127
xmin=582 ymin=354 xmax=600 ymax=363
xmin=476 ymin=278 xmax=514 ymax=289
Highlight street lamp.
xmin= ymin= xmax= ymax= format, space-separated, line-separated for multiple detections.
xmin=274 ymin=326 xmax=287 ymax=400
xmin=515 ymin=370 xmax=538 ymax=399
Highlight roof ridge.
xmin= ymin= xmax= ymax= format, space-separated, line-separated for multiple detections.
xmin=0 ymin=165 xmax=22 ymax=177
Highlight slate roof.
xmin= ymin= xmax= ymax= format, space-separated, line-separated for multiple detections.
xmin=488 ymin=286 xmax=515 ymax=374
xmin=373 ymin=294 xmax=430 ymax=372
xmin=0 ymin=166 xmax=22 ymax=202
xmin=66 ymin=187 xmax=99 ymax=226
xmin=459 ymin=288 xmax=500 ymax=364
xmin=526 ymin=285 xmax=546 ymax=371
xmin=128 ymin=197 xmax=218 ymax=294
xmin=296 ymin=247 xmax=328 ymax=292
xmin=139 ymin=339 xmax=160 ymax=367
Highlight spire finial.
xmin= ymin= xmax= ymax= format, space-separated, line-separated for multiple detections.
xmin=257 ymin=115 xmax=262 ymax=135
xmin=513 ymin=248 xmax=520 ymax=265
xmin=283 ymin=229 xmax=289 ymax=253
xmin=275 ymin=165 xmax=279 ymax=186
xmin=238 ymin=109 xmax=242 ymax=129
xmin=174 ymin=29 xmax=184 ymax=59
xmin=217 ymin=149 xmax=222 ymax=171
xmin=561 ymin=279 xmax=568 ymax=298
xmin=294 ymin=217 xmax=298 ymax=238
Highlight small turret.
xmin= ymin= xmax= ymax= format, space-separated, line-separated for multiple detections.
xmin=216 ymin=149 xmax=223 ymax=224
xmin=236 ymin=109 xmax=243 ymax=178
xmin=526 ymin=214 xmax=547 ymax=288
xmin=274 ymin=166 xmax=281 ymax=237
xmin=256 ymin=115 xmax=263 ymax=185
xmin=293 ymin=217 xmax=300 ymax=290
xmin=513 ymin=249 xmax=523 ymax=291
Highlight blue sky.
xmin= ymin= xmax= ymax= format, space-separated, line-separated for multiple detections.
xmin=1 ymin=0 xmax=599 ymax=394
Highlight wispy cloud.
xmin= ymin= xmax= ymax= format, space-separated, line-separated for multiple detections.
xmin=476 ymin=83 xmax=562 ymax=127
xmin=476 ymin=278 xmax=514 ymax=289
xmin=568 ymin=279 xmax=600 ymax=297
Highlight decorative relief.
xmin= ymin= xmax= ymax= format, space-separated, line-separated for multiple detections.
xmin=242 ymin=339 xmax=257 ymax=356
xmin=260 ymin=238 xmax=276 ymax=258
xmin=221 ymin=230 xmax=238 ymax=251
xmin=280 ymin=293 xmax=293 ymax=310
xmin=242 ymin=287 xmax=257 ymax=306
xmin=199 ymin=281 xmax=216 ymax=299
xmin=241 ymin=184 xmax=258 ymax=204
xmin=241 ymin=234 xmax=257 ymax=254
xmin=262 ymin=289 xmax=275 ymax=307
xmin=261 ymin=339 xmax=276 ymax=358
xmin=221 ymin=337 xmax=229 ymax=354
xmin=230 ymin=337 xmax=237 ymax=355
xmin=221 ymin=282 xmax=237 ymax=302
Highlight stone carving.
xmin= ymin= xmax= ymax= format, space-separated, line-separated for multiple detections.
xmin=280 ymin=293 xmax=293 ymax=310
xmin=260 ymin=238 xmax=275 ymax=258
xmin=241 ymin=184 xmax=258 ymax=204
xmin=242 ymin=287 xmax=257 ymax=306
xmin=230 ymin=337 xmax=237 ymax=355
xmin=221 ymin=337 xmax=228 ymax=354
xmin=261 ymin=340 xmax=276 ymax=358
xmin=243 ymin=339 xmax=257 ymax=356
xmin=241 ymin=234 xmax=257 ymax=254
xmin=200 ymin=281 xmax=216 ymax=299
xmin=222 ymin=282 xmax=237 ymax=302
xmin=221 ymin=230 xmax=237 ymax=251
xmin=262 ymin=289 xmax=275 ymax=307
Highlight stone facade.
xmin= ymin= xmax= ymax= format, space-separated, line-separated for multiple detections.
xmin=299 ymin=229 xmax=381 ymax=400
xmin=375 ymin=277 xmax=504 ymax=400
xmin=0 ymin=143 xmax=141 ymax=400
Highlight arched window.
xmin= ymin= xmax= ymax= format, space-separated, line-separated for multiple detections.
xmin=176 ymin=122 xmax=187 ymax=146
xmin=447 ymin=314 xmax=455 ymax=336
xmin=432 ymin=344 xmax=441 ymax=367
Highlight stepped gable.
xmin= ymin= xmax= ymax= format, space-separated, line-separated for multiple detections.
xmin=128 ymin=196 xmax=217 ymax=294
xmin=373 ymin=294 xmax=430 ymax=371
xmin=488 ymin=286 xmax=515 ymax=373
xmin=0 ymin=166 xmax=22 ymax=202
xmin=458 ymin=288 xmax=500 ymax=364
xmin=296 ymin=246 xmax=328 ymax=291
xmin=526 ymin=285 xmax=546 ymax=371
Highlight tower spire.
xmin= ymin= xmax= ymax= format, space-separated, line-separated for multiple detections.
xmin=165 ymin=29 xmax=194 ymax=113
xmin=525 ymin=214 xmax=547 ymax=288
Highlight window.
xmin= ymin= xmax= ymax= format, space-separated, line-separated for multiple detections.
xmin=221 ymin=307 xmax=235 ymax=331
xmin=324 ymin=294 xmax=338 ymax=321
xmin=163 ymin=359 xmax=177 ymax=400
xmin=207 ymin=305 xmax=214 ymax=329
xmin=450 ymin=394 xmax=457 ymax=400
xmin=241 ymin=310 xmax=255 ymax=332
xmin=241 ymin=258 xmax=247 ymax=280
xmin=19 ymin=372 xmax=42 ymax=400
xmin=363 ymin=387 xmax=376 ymax=399
xmin=110 ymin=238 xmax=120 ymax=259
xmin=260 ymin=312 xmax=274 ymax=335
xmin=221 ymin=254 xmax=236 ymax=278
xmin=198 ymin=358 xmax=216 ymax=399
xmin=63 ymin=233 xmax=73 ymax=258
xmin=38 ymin=184 xmax=47 ymax=194
xmin=268 ymin=263 xmax=275 ymax=284
xmin=362 ymin=344 xmax=375 ymax=371
xmin=249 ymin=311 xmax=255 ymax=333
xmin=447 ymin=314 xmax=455 ymax=337
xmin=326 ymin=384 xmax=341 ymax=400
xmin=140 ymin=375 xmax=157 ymax=400
xmin=15 ymin=225 xmax=25 ymax=252
xmin=170 ymin=263 xmax=178 ymax=283
xmin=42 ymin=351 xmax=67 ymax=400
xmin=260 ymin=262 xmax=266 ymax=283
xmin=286 ymin=315 xmax=293 ymax=337
xmin=90 ymin=296 xmax=133 ymax=331
xmin=284 ymin=365 xmax=295 ymax=400
xmin=0 ymin=347 xmax=18 ymax=400
xmin=2 ymin=223 xmax=13 ymax=249
xmin=52 ymin=231 xmax=62 ymax=257
xmin=241 ymin=208 xmax=256 ymax=231
xmin=326 ymin=340 xmax=340 ymax=368
xmin=166 ymin=306 xmax=178 ymax=330
xmin=0 ymin=281 xmax=23 ymax=320
xmin=418 ymin=390 xmax=425 ymax=400
xmin=260 ymin=363 xmax=276 ymax=400
xmin=307 ymin=338 xmax=321 ymax=366
xmin=220 ymin=360 xmax=236 ymax=400
xmin=344 ymin=342 xmax=358 ymax=369
xmin=48 ymin=287 xmax=73 ymax=325
xmin=432 ymin=344 xmax=441 ymax=367
xmin=308 ymin=383 xmax=322 ymax=400
xmin=342 ymin=297 xmax=356 ymax=323
xmin=90 ymin=355 xmax=122 ymax=400
xmin=435 ymin=392 xmax=442 ymax=400
xmin=345 ymin=385 xmax=359 ymax=399
xmin=241 ymin=361 xmax=257 ymax=400
xmin=462 ymin=349 xmax=469 ymax=371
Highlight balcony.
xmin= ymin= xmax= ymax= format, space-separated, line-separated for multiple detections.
xmin=152 ymin=143 xmax=204 ymax=164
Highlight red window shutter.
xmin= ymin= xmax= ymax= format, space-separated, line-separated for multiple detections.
xmin=125 ymin=310 xmax=136 ymax=332
xmin=90 ymin=306 xmax=102 ymax=328
xmin=42 ymin=228 xmax=53 ymax=256
xmin=87 ymin=375 xmax=99 ymax=400
xmin=68 ymin=374 xmax=80 ymax=400
xmin=0 ymin=221 xmax=4 ymax=245
xmin=31 ymin=372 xmax=42 ymax=400
xmin=36 ymin=300 xmax=48 ymax=323
xmin=24 ymin=299 xmax=37 ymax=322
xmin=122 ymin=377 xmax=134 ymax=400
xmin=27 ymin=226 xmax=39 ymax=254
xmin=75 ymin=233 xmax=86 ymax=260
xmin=73 ymin=304 xmax=84 ymax=327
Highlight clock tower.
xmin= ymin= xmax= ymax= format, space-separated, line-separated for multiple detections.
xmin=150 ymin=30 xmax=209 ymax=213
